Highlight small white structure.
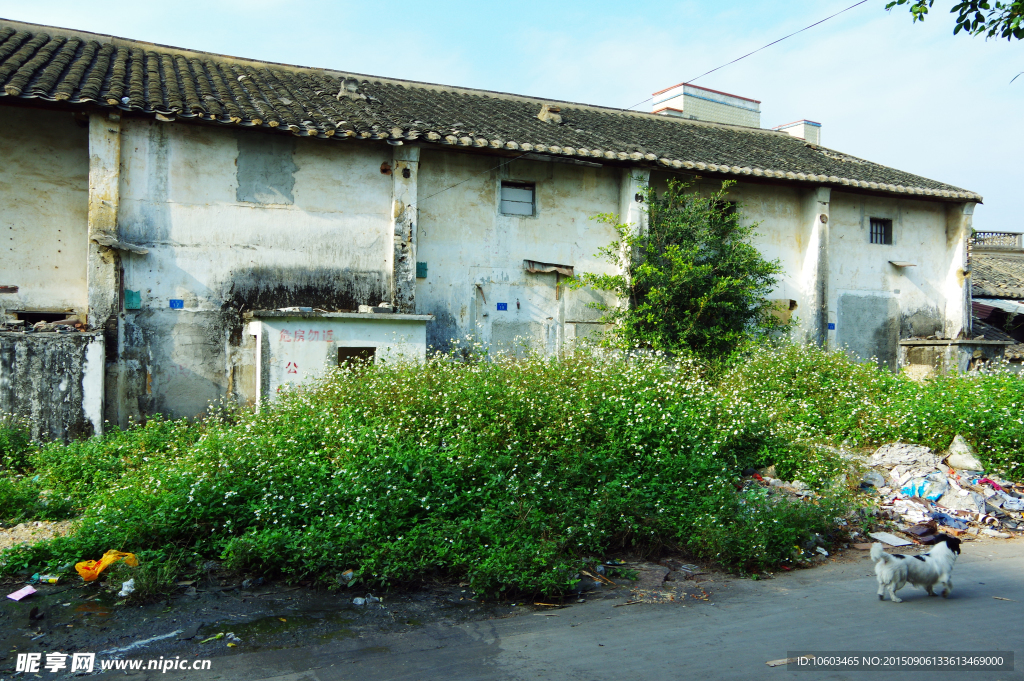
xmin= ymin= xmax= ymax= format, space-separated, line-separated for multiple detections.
xmin=773 ymin=119 xmax=822 ymax=146
xmin=651 ymin=82 xmax=761 ymax=127
xmin=246 ymin=311 xmax=431 ymax=404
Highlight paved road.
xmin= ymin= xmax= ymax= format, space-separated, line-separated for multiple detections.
xmin=102 ymin=539 xmax=1024 ymax=681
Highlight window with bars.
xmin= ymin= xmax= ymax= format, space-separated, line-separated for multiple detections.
xmin=870 ymin=218 xmax=893 ymax=245
xmin=500 ymin=181 xmax=535 ymax=216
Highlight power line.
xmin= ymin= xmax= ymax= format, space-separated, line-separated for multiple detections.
xmin=417 ymin=152 xmax=531 ymax=204
xmin=421 ymin=2 xmax=869 ymax=204
xmin=624 ymin=0 xmax=869 ymax=111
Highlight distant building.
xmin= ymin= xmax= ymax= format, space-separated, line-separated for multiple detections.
xmin=773 ymin=119 xmax=822 ymax=146
xmin=651 ymin=83 xmax=761 ymax=127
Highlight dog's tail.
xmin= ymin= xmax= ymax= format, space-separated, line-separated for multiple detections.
xmin=870 ymin=542 xmax=891 ymax=564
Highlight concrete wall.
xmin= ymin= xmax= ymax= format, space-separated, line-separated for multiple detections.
xmin=415 ymin=150 xmax=622 ymax=355
xmin=829 ymin=192 xmax=968 ymax=368
xmin=115 ymin=119 xmax=394 ymax=421
xmin=0 ymin=106 xmax=89 ymax=315
xmin=0 ymin=332 xmax=103 ymax=440
xmin=646 ymin=175 xmax=969 ymax=369
xmin=248 ymin=312 xmax=430 ymax=403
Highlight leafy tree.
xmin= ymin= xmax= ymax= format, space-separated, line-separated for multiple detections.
xmin=886 ymin=0 xmax=1024 ymax=40
xmin=569 ymin=179 xmax=785 ymax=359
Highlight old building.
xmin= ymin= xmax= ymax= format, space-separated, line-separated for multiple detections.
xmin=0 ymin=19 xmax=985 ymax=439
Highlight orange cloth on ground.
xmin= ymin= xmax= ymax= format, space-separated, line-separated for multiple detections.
xmin=75 ymin=550 xmax=139 ymax=581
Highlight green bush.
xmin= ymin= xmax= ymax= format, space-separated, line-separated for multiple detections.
xmin=0 ymin=348 xmax=844 ymax=594
xmin=8 ymin=342 xmax=1020 ymax=596
xmin=0 ymin=414 xmax=33 ymax=472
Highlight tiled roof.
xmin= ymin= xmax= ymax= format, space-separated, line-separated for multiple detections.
xmin=971 ymin=254 xmax=1024 ymax=298
xmin=0 ymin=20 xmax=981 ymax=202
xmin=972 ymin=317 xmax=1024 ymax=359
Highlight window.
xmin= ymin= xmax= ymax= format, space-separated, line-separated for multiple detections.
xmin=338 ymin=347 xmax=375 ymax=367
xmin=500 ymin=181 xmax=535 ymax=216
xmin=870 ymin=218 xmax=893 ymax=245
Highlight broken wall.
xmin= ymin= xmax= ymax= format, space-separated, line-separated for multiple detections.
xmin=0 ymin=332 xmax=103 ymax=440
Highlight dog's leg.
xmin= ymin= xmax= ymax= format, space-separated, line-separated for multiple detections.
xmin=877 ymin=581 xmax=886 ymax=601
xmin=926 ymin=585 xmax=936 ymax=596
xmin=942 ymin=579 xmax=953 ymax=598
xmin=887 ymin=585 xmax=902 ymax=603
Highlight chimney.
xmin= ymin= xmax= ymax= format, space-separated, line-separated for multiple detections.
xmin=650 ymin=82 xmax=760 ymax=127
xmin=773 ymin=120 xmax=821 ymax=146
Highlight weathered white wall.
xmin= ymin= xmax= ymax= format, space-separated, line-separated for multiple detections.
xmin=0 ymin=331 xmax=104 ymax=440
xmin=248 ymin=312 xmax=429 ymax=403
xmin=646 ymin=175 xmax=966 ymax=368
xmin=116 ymin=119 xmax=395 ymax=420
xmin=0 ymin=106 xmax=89 ymax=314
xmin=416 ymin=150 xmax=622 ymax=354
xmin=829 ymin=191 xmax=966 ymax=367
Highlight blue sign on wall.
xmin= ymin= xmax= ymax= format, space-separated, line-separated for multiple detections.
xmin=496 ymin=303 xmax=508 ymax=311
xmin=170 ymin=299 xmax=184 ymax=309
xmin=827 ymin=322 xmax=836 ymax=330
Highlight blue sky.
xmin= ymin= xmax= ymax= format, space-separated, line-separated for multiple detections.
xmin=1 ymin=0 xmax=1019 ymax=228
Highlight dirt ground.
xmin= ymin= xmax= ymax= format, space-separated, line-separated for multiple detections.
xmin=0 ymin=526 xmax=1012 ymax=678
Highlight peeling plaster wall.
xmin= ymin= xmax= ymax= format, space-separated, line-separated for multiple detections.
xmin=416 ymin=150 xmax=621 ymax=354
xmin=0 ymin=106 xmax=89 ymax=314
xmin=646 ymin=175 xmax=964 ymax=369
xmin=829 ymin=192 xmax=964 ymax=368
xmin=115 ymin=120 xmax=393 ymax=420
xmin=0 ymin=332 xmax=104 ymax=441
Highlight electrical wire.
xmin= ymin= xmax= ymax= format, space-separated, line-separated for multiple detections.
xmin=420 ymin=1 xmax=869 ymax=203
xmin=624 ymin=0 xmax=869 ymax=111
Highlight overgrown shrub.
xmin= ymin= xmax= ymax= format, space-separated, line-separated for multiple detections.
xmin=0 ymin=348 xmax=843 ymax=595
xmin=6 ymin=342 xmax=1020 ymax=596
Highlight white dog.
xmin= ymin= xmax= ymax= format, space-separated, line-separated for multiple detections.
xmin=870 ymin=535 xmax=961 ymax=602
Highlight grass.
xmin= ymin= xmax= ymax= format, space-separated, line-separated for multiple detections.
xmin=1 ymin=342 xmax=1021 ymax=598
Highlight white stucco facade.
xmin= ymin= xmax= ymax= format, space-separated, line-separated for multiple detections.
xmin=0 ymin=106 xmax=976 ymax=429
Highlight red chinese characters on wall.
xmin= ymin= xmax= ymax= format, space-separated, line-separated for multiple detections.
xmin=279 ymin=329 xmax=336 ymax=342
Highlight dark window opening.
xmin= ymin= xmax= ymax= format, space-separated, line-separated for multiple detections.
xmin=338 ymin=347 xmax=375 ymax=367
xmin=500 ymin=181 xmax=535 ymax=216
xmin=9 ymin=311 xmax=76 ymax=324
xmin=870 ymin=218 xmax=893 ymax=245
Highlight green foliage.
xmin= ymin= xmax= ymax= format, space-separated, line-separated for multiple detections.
xmin=886 ymin=0 xmax=1024 ymax=40
xmin=724 ymin=343 xmax=1024 ymax=477
xmin=0 ymin=414 xmax=33 ymax=472
xmin=0 ymin=348 xmax=845 ymax=595
xmin=570 ymin=179 xmax=785 ymax=359
xmin=6 ymin=343 xmax=1023 ymax=596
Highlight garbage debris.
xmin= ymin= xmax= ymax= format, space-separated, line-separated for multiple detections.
xmin=29 ymin=573 xmax=59 ymax=584
xmin=900 ymin=471 xmax=948 ymax=502
xmin=869 ymin=442 xmax=941 ymax=469
xmin=352 ymin=597 xmax=366 ymax=606
xmin=117 ymin=579 xmax=136 ymax=597
xmin=76 ymin=550 xmax=139 ymax=581
xmin=7 ymin=585 xmax=36 ymax=601
xmin=338 ymin=569 xmax=355 ymax=584
xmin=868 ymin=532 xmax=913 ymax=547
xmin=946 ymin=435 xmax=984 ymax=471
xmin=844 ymin=440 xmax=1024 ymax=545
xmin=861 ymin=471 xmax=887 ymax=488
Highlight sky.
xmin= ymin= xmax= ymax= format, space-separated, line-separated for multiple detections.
xmin=0 ymin=0 xmax=1019 ymax=229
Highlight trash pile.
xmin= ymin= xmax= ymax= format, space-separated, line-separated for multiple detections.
xmin=857 ymin=436 xmax=1022 ymax=542
xmin=0 ymin=315 xmax=89 ymax=333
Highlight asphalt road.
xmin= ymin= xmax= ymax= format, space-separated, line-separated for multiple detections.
xmin=99 ymin=539 xmax=1024 ymax=681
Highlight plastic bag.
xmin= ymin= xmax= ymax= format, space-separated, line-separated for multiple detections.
xmin=75 ymin=550 xmax=139 ymax=581
xmin=901 ymin=471 xmax=948 ymax=502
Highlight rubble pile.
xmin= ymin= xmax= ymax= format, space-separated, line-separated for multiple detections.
xmin=859 ymin=436 xmax=1022 ymax=542
xmin=0 ymin=315 xmax=88 ymax=333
